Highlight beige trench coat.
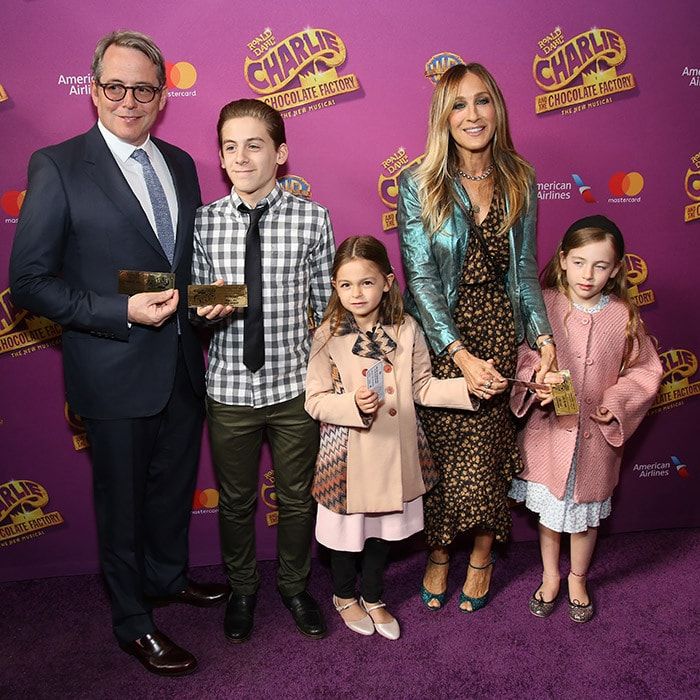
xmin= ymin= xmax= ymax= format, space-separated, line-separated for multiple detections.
xmin=305 ymin=315 xmax=477 ymax=514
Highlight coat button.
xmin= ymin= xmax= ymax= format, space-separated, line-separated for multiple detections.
xmin=585 ymin=358 xmax=594 ymax=366
xmin=384 ymin=365 xmax=392 ymax=373
xmin=386 ymin=386 xmax=395 ymax=395
xmin=583 ymin=431 xmax=591 ymax=439
xmin=585 ymin=397 xmax=593 ymax=404
xmin=362 ymin=368 xmax=367 ymax=376
xmin=388 ymin=408 xmax=397 ymax=416
xmin=581 ymin=318 xmax=590 ymax=325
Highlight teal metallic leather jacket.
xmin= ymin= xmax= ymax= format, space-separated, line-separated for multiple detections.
xmin=397 ymin=167 xmax=552 ymax=355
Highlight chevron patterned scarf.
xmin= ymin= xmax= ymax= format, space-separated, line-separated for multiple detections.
xmin=334 ymin=313 xmax=397 ymax=362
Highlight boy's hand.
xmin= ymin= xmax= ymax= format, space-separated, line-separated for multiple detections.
xmin=196 ymin=279 xmax=236 ymax=320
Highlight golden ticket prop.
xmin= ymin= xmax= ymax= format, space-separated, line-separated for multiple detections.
xmin=118 ymin=270 xmax=175 ymax=295
xmin=551 ymin=370 xmax=579 ymax=416
xmin=187 ymin=284 xmax=248 ymax=308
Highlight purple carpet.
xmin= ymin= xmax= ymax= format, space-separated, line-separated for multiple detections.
xmin=2 ymin=529 xmax=698 ymax=699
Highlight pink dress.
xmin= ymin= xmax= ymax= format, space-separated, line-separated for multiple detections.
xmin=315 ymin=498 xmax=424 ymax=552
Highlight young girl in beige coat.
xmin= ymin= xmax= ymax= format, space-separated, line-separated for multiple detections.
xmin=305 ymin=236 xmax=477 ymax=639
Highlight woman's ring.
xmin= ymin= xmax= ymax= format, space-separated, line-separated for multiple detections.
xmin=483 ymin=379 xmax=493 ymax=390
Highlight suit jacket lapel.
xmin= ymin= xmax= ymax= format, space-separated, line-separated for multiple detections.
xmin=82 ymin=125 xmax=170 ymax=263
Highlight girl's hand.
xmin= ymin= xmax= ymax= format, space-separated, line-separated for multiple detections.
xmin=452 ymin=349 xmax=507 ymax=400
xmin=542 ymin=370 xmax=564 ymax=385
xmin=533 ymin=369 xmax=563 ymax=406
xmin=355 ymin=387 xmax=379 ymax=414
xmin=590 ymin=406 xmax=615 ymax=424
xmin=196 ymin=279 xmax=236 ymax=320
xmin=535 ymin=342 xmax=558 ymax=385
xmin=534 ymin=386 xmax=553 ymax=406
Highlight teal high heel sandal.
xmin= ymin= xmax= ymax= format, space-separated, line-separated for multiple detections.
xmin=458 ymin=557 xmax=494 ymax=613
xmin=419 ymin=556 xmax=449 ymax=610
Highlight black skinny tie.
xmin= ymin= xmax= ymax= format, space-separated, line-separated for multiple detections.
xmin=239 ymin=202 xmax=269 ymax=372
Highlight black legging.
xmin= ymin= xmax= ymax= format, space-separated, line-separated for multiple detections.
xmin=330 ymin=537 xmax=391 ymax=602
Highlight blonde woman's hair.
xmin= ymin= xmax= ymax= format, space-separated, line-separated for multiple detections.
xmin=414 ymin=63 xmax=534 ymax=235
xmin=541 ymin=224 xmax=645 ymax=369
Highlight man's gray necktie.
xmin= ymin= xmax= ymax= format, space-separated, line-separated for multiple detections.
xmin=130 ymin=148 xmax=175 ymax=263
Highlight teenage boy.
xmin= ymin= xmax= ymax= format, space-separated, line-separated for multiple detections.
xmin=192 ymin=99 xmax=335 ymax=642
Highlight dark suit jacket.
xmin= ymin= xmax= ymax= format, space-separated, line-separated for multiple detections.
xmin=9 ymin=124 xmax=205 ymax=419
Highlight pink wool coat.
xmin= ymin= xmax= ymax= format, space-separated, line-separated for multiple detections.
xmin=305 ymin=314 xmax=477 ymax=514
xmin=511 ymin=289 xmax=662 ymax=503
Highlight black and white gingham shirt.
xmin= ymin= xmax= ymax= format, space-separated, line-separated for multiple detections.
xmin=193 ymin=184 xmax=335 ymax=407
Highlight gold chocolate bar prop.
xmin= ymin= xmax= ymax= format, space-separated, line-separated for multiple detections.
xmin=187 ymin=284 xmax=248 ymax=308
xmin=551 ymin=369 xmax=579 ymax=416
xmin=118 ymin=270 xmax=175 ymax=295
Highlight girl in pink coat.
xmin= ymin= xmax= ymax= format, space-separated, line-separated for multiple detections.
xmin=305 ymin=236 xmax=477 ymax=640
xmin=509 ymin=215 xmax=662 ymax=623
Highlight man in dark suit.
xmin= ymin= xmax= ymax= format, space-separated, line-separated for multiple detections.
xmin=9 ymin=30 xmax=226 ymax=676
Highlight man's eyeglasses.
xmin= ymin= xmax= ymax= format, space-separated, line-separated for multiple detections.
xmin=96 ymin=82 xmax=163 ymax=104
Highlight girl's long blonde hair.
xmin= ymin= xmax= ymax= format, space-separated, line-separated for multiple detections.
xmin=414 ymin=62 xmax=535 ymax=235
xmin=541 ymin=224 xmax=645 ymax=369
xmin=323 ymin=236 xmax=404 ymax=335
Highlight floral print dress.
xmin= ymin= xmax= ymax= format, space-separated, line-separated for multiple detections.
xmin=419 ymin=188 xmax=521 ymax=546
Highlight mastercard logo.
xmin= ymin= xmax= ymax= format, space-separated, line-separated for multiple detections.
xmin=192 ymin=488 xmax=219 ymax=509
xmin=1 ymin=190 xmax=26 ymax=217
xmin=609 ymin=171 xmax=644 ymax=197
xmin=165 ymin=61 xmax=197 ymax=90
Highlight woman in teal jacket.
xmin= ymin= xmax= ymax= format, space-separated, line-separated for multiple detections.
xmin=398 ymin=63 xmax=556 ymax=612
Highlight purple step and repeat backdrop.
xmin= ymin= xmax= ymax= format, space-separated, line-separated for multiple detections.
xmin=1 ymin=1 xmax=698 ymax=582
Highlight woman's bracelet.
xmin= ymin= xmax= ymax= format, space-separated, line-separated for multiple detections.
xmin=536 ymin=336 xmax=555 ymax=349
xmin=449 ymin=343 xmax=467 ymax=359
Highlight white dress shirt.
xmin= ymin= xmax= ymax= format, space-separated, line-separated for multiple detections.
xmin=97 ymin=120 xmax=179 ymax=241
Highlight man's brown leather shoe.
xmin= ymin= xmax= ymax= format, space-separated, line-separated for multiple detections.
xmin=119 ymin=631 xmax=197 ymax=676
xmin=149 ymin=580 xmax=229 ymax=608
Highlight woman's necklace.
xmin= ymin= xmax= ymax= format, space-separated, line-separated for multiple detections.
xmin=457 ymin=162 xmax=495 ymax=181
xmin=462 ymin=175 xmax=495 ymax=223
